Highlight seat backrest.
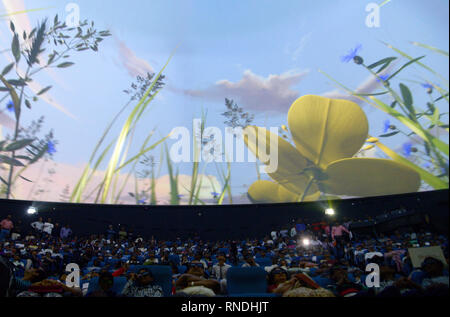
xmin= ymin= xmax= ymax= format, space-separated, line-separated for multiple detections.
xmin=226 ymin=267 xmax=268 ymax=294
xmin=112 ymin=276 xmax=128 ymax=294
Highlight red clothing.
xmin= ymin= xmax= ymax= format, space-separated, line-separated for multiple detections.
xmin=112 ymin=267 xmax=126 ymax=277
xmin=0 ymin=219 xmax=13 ymax=230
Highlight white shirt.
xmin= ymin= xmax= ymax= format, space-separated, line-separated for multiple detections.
xmin=31 ymin=221 xmax=44 ymax=231
xmin=43 ymin=222 xmax=54 ymax=234
xmin=365 ymin=252 xmax=383 ymax=261
xmin=290 ymin=227 xmax=297 ymax=237
xmin=211 ymin=263 xmax=231 ymax=280
xmin=270 ymin=231 xmax=278 ymax=240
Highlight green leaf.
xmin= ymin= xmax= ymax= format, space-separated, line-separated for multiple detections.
xmin=10 ymin=21 xmax=15 ymax=32
xmin=4 ymin=139 xmax=34 ymax=151
xmin=0 ymin=155 xmax=25 ymax=166
xmin=424 ymin=142 xmax=430 ymax=156
xmin=367 ymin=57 xmax=397 ymax=73
xmin=37 ymin=85 xmax=52 ymax=95
xmin=8 ymin=79 xmax=26 ymax=86
xmin=25 ymin=99 xmax=31 ymax=109
xmin=379 ymin=131 xmax=400 ymax=137
xmin=12 ymin=33 xmax=20 ymax=63
xmin=411 ymin=41 xmax=449 ymax=57
xmin=399 ymin=83 xmax=415 ymax=117
xmin=383 ymin=42 xmax=449 ymax=87
xmin=19 ymin=175 xmax=32 ymax=182
xmin=388 ymin=56 xmax=425 ymax=81
xmin=57 ymin=62 xmax=75 ymax=68
xmin=1 ymin=62 xmax=15 ymax=76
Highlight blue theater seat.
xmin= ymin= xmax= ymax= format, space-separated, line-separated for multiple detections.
xmin=127 ymin=265 xmax=173 ymax=296
xmin=226 ymin=267 xmax=268 ymax=295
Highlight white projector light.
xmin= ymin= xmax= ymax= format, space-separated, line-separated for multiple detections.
xmin=27 ymin=207 xmax=37 ymax=215
xmin=302 ymin=238 xmax=310 ymax=246
xmin=325 ymin=208 xmax=335 ymax=215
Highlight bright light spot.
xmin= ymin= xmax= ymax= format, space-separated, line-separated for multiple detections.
xmin=325 ymin=208 xmax=335 ymax=215
xmin=27 ymin=207 xmax=37 ymax=215
xmin=302 ymin=238 xmax=310 ymax=246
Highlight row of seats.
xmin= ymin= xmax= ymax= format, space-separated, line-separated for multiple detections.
xmin=85 ymin=266 xmax=280 ymax=297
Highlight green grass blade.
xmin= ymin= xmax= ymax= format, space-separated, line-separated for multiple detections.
xmin=100 ymin=54 xmax=173 ymax=203
xmin=411 ymin=41 xmax=449 ymax=57
xmin=382 ymin=41 xmax=449 ymax=87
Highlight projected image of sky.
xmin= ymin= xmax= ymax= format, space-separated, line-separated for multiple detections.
xmin=0 ymin=0 xmax=448 ymax=205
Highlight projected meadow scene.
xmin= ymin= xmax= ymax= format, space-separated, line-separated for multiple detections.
xmin=0 ymin=0 xmax=448 ymax=205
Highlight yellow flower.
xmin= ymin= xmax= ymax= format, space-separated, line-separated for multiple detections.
xmin=362 ymin=144 xmax=375 ymax=151
xmin=367 ymin=137 xmax=379 ymax=143
xmin=244 ymin=95 xmax=421 ymax=203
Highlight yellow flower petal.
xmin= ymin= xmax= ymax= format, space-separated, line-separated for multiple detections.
xmin=367 ymin=137 xmax=379 ymax=143
xmin=320 ymin=158 xmax=421 ymax=197
xmin=362 ymin=144 xmax=375 ymax=151
xmin=287 ymin=95 xmax=369 ymax=169
xmin=247 ymin=180 xmax=319 ymax=203
xmin=243 ymin=126 xmax=317 ymax=194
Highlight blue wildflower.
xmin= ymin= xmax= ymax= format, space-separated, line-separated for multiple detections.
xmin=211 ymin=192 xmax=219 ymax=198
xmin=383 ymin=119 xmax=390 ymax=133
xmin=138 ymin=198 xmax=146 ymax=204
xmin=6 ymin=100 xmax=14 ymax=112
xmin=421 ymin=83 xmax=433 ymax=89
xmin=46 ymin=141 xmax=56 ymax=155
xmin=402 ymin=142 xmax=413 ymax=157
xmin=341 ymin=44 xmax=362 ymax=63
xmin=177 ymin=194 xmax=184 ymax=199
xmin=376 ymin=74 xmax=390 ymax=83
xmin=422 ymin=161 xmax=432 ymax=169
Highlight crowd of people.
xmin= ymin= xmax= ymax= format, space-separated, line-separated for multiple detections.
xmin=0 ymin=212 xmax=448 ymax=297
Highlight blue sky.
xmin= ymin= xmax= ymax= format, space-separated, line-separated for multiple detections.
xmin=0 ymin=0 xmax=448 ymax=202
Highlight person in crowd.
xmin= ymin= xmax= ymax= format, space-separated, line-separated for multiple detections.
xmin=0 ymin=215 xmax=14 ymax=241
xmin=175 ymin=261 xmax=220 ymax=296
xmin=267 ymin=267 xmax=289 ymax=293
xmin=121 ymin=267 xmax=163 ymax=297
xmin=30 ymin=217 xmax=44 ymax=237
xmin=242 ymin=255 xmax=260 ymax=268
xmin=211 ymin=255 xmax=231 ymax=294
xmin=329 ymin=265 xmax=363 ymax=297
xmin=143 ymin=251 xmax=159 ymax=265
xmin=60 ymin=224 xmax=72 ymax=240
xmin=51 ymin=223 xmax=61 ymax=240
xmin=106 ymin=224 xmax=116 ymax=241
xmin=42 ymin=218 xmax=54 ymax=237
xmin=331 ymin=221 xmax=350 ymax=259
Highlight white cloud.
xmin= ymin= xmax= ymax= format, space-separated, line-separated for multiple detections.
xmin=115 ymin=37 xmax=154 ymax=78
xmin=184 ymin=69 xmax=308 ymax=112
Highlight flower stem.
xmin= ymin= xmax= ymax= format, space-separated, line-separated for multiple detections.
xmin=300 ymin=176 xmax=315 ymax=202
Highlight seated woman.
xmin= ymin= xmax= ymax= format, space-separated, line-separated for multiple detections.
xmin=267 ymin=267 xmax=289 ymax=293
xmin=175 ymin=261 xmax=220 ymax=296
xmin=273 ymin=272 xmax=335 ymax=297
